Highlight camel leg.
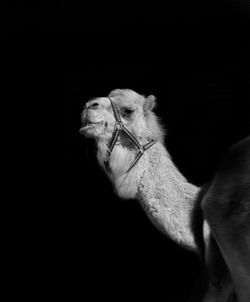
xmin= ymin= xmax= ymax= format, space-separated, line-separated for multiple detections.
xmin=211 ymin=226 xmax=250 ymax=302
xmin=201 ymin=138 xmax=250 ymax=302
xmin=202 ymin=231 xmax=236 ymax=302
xmin=202 ymin=182 xmax=250 ymax=302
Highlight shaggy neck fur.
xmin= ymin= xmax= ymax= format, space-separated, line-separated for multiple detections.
xmin=97 ymin=137 xmax=200 ymax=251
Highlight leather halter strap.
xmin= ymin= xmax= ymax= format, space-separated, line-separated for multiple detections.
xmin=104 ymin=97 xmax=155 ymax=174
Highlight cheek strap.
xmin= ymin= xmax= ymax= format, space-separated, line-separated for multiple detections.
xmin=104 ymin=97 xmax=155 ymax=174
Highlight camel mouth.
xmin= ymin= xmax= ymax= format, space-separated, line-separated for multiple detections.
xmin=79 ymin=120 xmax=103 ymax=134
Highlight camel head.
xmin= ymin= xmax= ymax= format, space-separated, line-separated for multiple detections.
xmin=80 ymin=89 xmax=164 ymax=145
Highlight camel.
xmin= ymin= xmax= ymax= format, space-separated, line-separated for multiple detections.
xmin=79 ymin=89 xmax=250 ymax=302
xmin=201 ymin=137 xmax=250 ymax=302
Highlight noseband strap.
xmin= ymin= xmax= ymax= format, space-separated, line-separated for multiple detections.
xmin=104 ymin=97 xmax=155 ymax=174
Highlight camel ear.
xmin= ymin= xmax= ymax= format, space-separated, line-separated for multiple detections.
xmin=144 ymin=95 xmax=156 ymax=112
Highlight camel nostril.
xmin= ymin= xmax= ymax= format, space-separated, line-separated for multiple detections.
xmin=90 ymin=102 xmax=99 ymax=109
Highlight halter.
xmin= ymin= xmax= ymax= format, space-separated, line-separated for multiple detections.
xmin=104 ymin=97 xmax=155 ymax=174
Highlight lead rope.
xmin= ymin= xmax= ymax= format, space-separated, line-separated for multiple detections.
xmin=104 ymin=97 xmax=155 ymax=174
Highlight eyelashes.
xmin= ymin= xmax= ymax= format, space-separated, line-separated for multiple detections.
xmin=124 ymin=108 xmax=134 ymax=114
xmin=120 ymin=107 xmax=135 ymax=118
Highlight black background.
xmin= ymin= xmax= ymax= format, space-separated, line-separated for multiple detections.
xmin=3 ymin=1 xmax=249 ymax=301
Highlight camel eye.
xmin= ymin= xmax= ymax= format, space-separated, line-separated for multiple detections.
xmin=121 ymin=108 xmax=134 ymax=118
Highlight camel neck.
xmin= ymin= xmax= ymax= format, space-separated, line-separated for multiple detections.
xmin=97 ymin=140 xmax=200 ymax=251
xmin=136 ymin=143 xmax=200 ymax=251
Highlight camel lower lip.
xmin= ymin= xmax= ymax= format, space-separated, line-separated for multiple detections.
xmin=80 ymin=121 xmax=102 ymax=131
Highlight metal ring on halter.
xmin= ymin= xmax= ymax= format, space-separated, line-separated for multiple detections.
xmin=104 ymin=97 xmax=155 ymax=174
